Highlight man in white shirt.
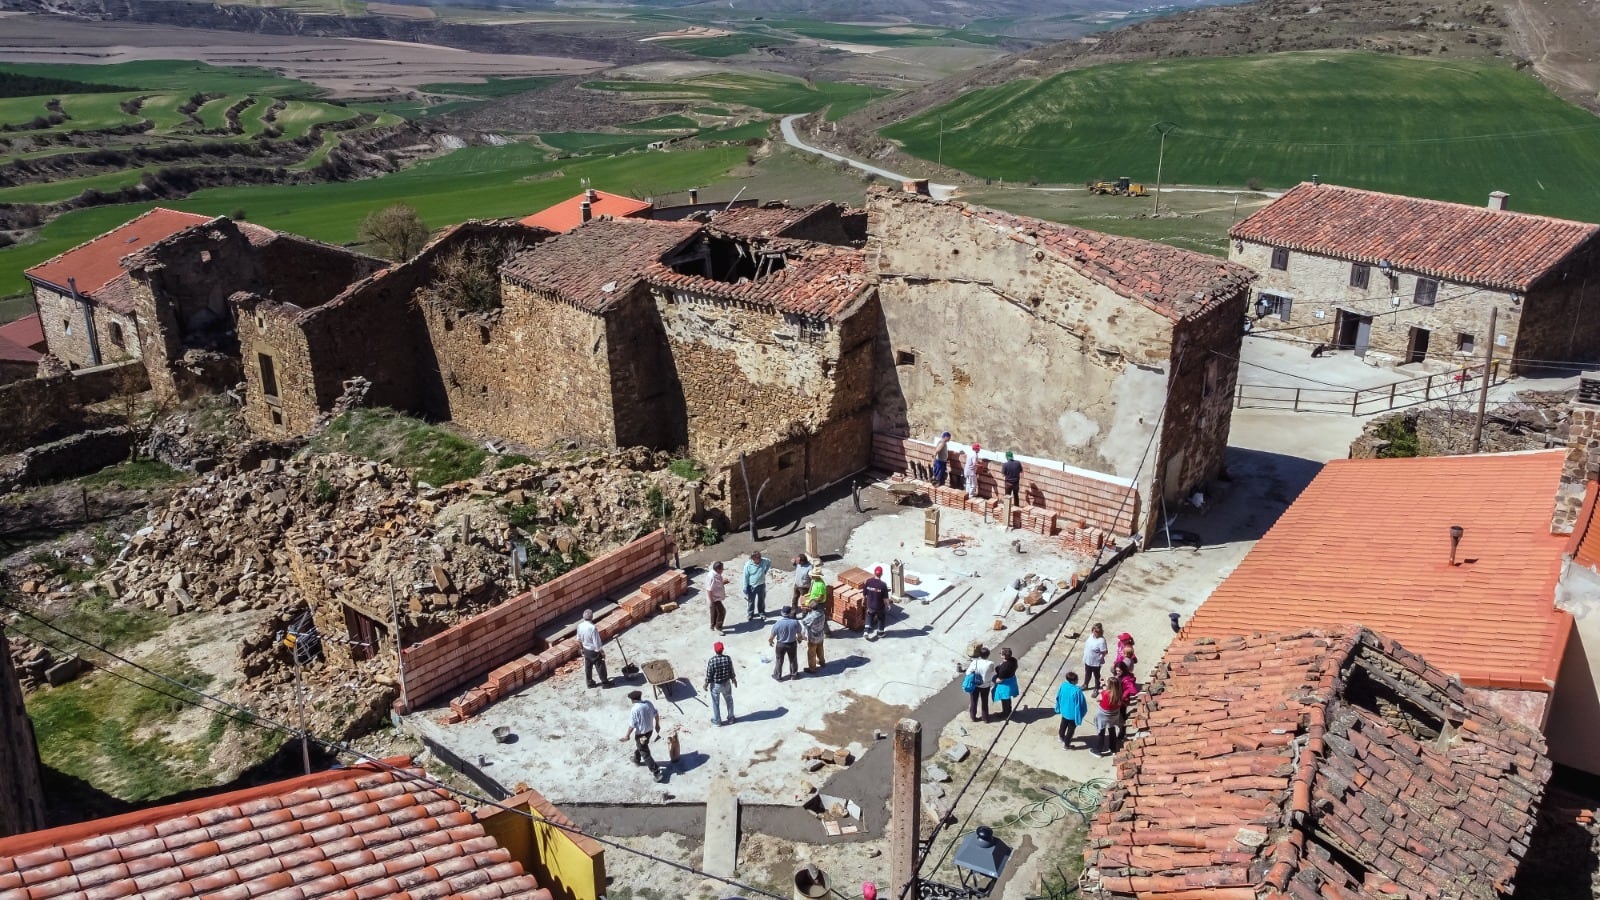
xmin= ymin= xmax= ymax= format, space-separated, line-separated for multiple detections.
xmin=577 ymin=609 xmax=610 ymax=688
xmin=620 ymin=690 xmax=666 ymax=782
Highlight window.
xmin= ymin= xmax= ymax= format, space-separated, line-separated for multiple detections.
xmin=1270 ymin=247 xmax=1289 ymax=270
xmin=778 ymin=451 xmax=796 ymax=470
xmin=62 ymin=317 xmax=71 ymax=336
xmin=109 ymin=321 xmax=125 ymax=348
xmin=1349 ymin=264 xmax=1371 ymax=289
xmin=1256 ymin=292 xmax=1292 ymax=321
xmin=257 ymin=352 xmax=279 ymax=399
xmin=1413 ymin=278 xmax=1439 ymax=306
xmin=896 ymin=350 xmax=917 ymax=366
xmin=1457 ymin=332 xmax=1475 ymax=353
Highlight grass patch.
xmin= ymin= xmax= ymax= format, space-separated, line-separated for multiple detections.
xmin=697 ymin=120 xmax=772 ymax=142
xmin=626 ymin=113 xmax=700 ymax=131
xmin=656 ymin=33 xmax=796 ymax=58
xmin=310 ymin=407 xmax=488 ymax=486
xmin=0 ymin=60 xmax=315 ymax=97
xmin=76 ymin=459 xmax=188 ymax=490
xmin=540 ymin=131 xmax=662 ymax=155
xmin=668 ymin=457 xmax=706 ymax=481
xmin=583 ymin=72 xmax=887 ymax=116
xmin=0 ymin=169 xmax=146 ymax=205
xmin=418 ymin=76 xmax=559 ymax=98
xmin=884 ymin=50 xmax=1600 ymax=222
xmin=9 ymin=592 xmax=164 ymax=654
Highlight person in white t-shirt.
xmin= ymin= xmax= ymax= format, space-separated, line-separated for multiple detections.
xmin=1082 ymin=623 xmax=1108 ymax=692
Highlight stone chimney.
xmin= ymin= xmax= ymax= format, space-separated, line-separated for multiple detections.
xmin=902 ymin=178 xmax=931 ymax=196
xmin=580 ymin=201 xmax=592 ymax=223
xmin=1554 ymin=372 xmax=1600 ymax=534
xmin=585 ymin=188 xmax=598 ymax=202
xmin=1488 ymin=191 xmax=1510 ymax=211
xmin=689 ymin=188 xmax=699 ymax=204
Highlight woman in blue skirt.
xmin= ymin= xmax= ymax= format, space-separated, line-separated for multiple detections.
xmin=991 ymin=647 xmax=1021 ymax=719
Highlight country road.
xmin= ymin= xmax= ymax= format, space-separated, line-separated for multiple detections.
xmin=779 ymin=114 xmax=956 ymax=200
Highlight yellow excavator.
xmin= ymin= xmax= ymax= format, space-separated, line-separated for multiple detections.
xmin=1089 ymin=176 xmax=1149 ymax=197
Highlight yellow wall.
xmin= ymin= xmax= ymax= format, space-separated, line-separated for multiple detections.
xmin=478 ymin=788 xmax=606 ymax=900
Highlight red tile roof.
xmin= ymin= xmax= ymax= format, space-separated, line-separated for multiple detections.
xmin=1570 ymin=481 xmax=1600 ymax=570
xmin=878 ymin=190 xmax=1255 ymax=320
xmin=708 ymin=203 xmax=829 ymax=240
xmin=646 ymin=245 xmax=871 ymax=321
xmin=0 ymin=314 xmax=45 ymax=353
xmin=1186 ymin=451 xmax=1571 ymax=692
xmin=500 ymin=218 xmax=701 ymax=313
xmin=1085 ymin=628 xmax=1550 ymax=900
xmin=1230 ymin=183 xmax=1600 ymax=292
xmin=519 ymin=190 xmax=653 ymax=233
xmin=23 ymin=208 xmax=214 ymax=310
xmin=0 ymin=759 xmax=553 ymax=900
xmin=0 ymin=334 xmax=41 ymax=365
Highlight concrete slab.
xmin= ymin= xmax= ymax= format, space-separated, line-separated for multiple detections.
xmin=703 ymin=776 xmax=739 ymax=877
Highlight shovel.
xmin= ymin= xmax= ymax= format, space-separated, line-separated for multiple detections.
xmin=615 ymin=636 xmax=641 ymax=677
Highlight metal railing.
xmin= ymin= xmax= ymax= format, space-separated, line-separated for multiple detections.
xmin=1235 ymin=360 xmax=1504 ymax=416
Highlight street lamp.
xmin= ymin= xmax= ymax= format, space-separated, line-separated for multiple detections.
xmin=1152 ymin=121 xmax=1177 ymax=215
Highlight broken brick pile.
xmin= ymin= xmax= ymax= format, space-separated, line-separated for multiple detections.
xmin=1084 ymin=627 xmax=1551 ymax=899
xmin=871 ymin=433 xmax=1138 ymax=536
xmin=394 ymin=530 xmax=683 ymax=717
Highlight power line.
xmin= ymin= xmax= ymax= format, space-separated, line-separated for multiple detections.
xmin=0 ymin=598 xmax=790 ymax=900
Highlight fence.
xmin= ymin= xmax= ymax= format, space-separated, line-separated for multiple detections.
xmin=1235 ymin=360 xmax=1505 ymax=416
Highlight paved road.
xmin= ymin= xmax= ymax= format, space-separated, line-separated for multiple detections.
xmin=779 ymin=114 xmax=956 ymax=200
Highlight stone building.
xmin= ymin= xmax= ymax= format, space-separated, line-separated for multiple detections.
xmin=1230 ymin=182 xmax=1600 ymax=374
xmin=0 ymin=623 xmax=45 ymax=838
xmin=1546 ymin=374 xmax=1600 ymax=776
xmin=121 ymin=216 xmax=384 ymax=404
xmin=867 ymin=189 xmax=1255 ymax=540
xmin=23 ymin=208 xmax=213 ymax=370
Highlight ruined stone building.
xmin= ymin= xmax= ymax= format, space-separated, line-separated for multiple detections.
xmin=0 ymin=623 xmax=45 ymax=838
xmin=1231 ymin=183 xmax=1600 ymax=373
xmin=867 ymin=189 xmax=1255 ymax=540
xmin=23 ymin=208 xmax=213 ymax=370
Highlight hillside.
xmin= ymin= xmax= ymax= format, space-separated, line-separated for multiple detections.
xmin=835 ymin=0 xmax=1599 ymax=160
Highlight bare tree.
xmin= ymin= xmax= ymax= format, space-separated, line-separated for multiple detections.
xmin=358 ymin=204 xmax=430 ymax=261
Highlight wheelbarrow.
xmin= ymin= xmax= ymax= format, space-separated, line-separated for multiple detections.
xmin=641 ymin=659 xmax=681 ymax=699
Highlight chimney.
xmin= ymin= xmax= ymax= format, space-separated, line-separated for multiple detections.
xmin=1553 ymin=372 xmax=1600 ymax=534
xmin=580 ymin=201 xmax=592 ymax=223
xmin=585 ymin=188 xmax=597 ymax=202
xmin=1488 ymin=190 xmax=1509 ymax=211
xmin=689 ymin=188 xmax=699 ymax=204
xmin=1311 ymin=174 xmax=1320 ymax=185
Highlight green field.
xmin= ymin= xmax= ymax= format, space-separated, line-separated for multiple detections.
xmin=626 ymin=113 xmax=701 ymax=130
xmin=0 ymin=60 xmax=312 ymax=97
xmin=656 ymin=33 xmax=797 ymax=58
xmin=584 ymin=72 xmax=887 ymax=116
xmin=540 ymin=131 xmax=664 ymax=155
xmin=695 ymin=120 xmax=772 ymax=142
xmin=883 ymin=51 xmax=1600 ymax=222
xmin=0 ymin=169 xmax=146 ymax=204
xmin=0 ymin=143 xmax=747 ymax=297
xmin=416 ymin=76 xmax=559 ymax=98
xmin=765 ymin=19 xmax=1000 ymax=47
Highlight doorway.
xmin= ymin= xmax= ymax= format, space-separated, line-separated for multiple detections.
xmin=342 ymin=603 xmax=385 ymax=662
xmin=1334 ymin=310 xmax=1374 ymax=357
xmin=1405 ymin=326 xmax=1431 ymax=365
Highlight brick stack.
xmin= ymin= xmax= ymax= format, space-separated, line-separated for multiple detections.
xmin=830 ymin=584 xmax=865 ymax=631
xmin=836 ymin=567 xmax=871 ymax=589
xmin=1011 ymin=505 xmax=1059 ymax=536
xmin=1060 ymin=524 xmax=1106 ymax=555
xmin=642 ymin=570 xmax=689 ymax=608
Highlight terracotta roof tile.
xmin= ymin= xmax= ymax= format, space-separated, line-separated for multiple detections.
xmin=1230 ymin=183 xmax=1599 ymax=291
xmin=646 ymin=245 xmax=871 ymax=321
xmin=880 ymin=191 xmax=1255 ymax=320
xmin=518 ymin=190 xmax=652 ymax=233
xmin=708 ymin=203 xmax=830 ymax=240
xmin=0 ymin=333 xmax=40 ymax=365
xmin=23 ymin=208 xmax=214 ymax=308
xmin=500 ymin=217 xmax=700 ymax=313
xmin=0 ymin=313 xmax=45 ymax=352
xmin=1084 ymin=628 xmax=1551 ymax=900
xmin=1185 ymin=451 xmax=1570 ymax=692
xmin=0 ymin=761 xmax=548 ymax=900
xmin=1570 ymin=481 xmax=1600 ymax=569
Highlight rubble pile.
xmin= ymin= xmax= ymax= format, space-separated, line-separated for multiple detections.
xmin=1351 ymin=389 xmax=1572 ymax=459
xmin=6 ymin=631 xmax=85 ymax=691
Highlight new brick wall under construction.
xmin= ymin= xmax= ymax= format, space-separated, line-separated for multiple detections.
xmin=396 ymin=530 xmax=676 ymax=713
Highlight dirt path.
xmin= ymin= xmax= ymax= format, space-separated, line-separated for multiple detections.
xmin=1503 ymin=0 xmax=1600 ymax=109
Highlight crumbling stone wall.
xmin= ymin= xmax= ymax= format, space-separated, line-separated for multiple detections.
xmin=1555 ymin=388 xmax=1600 ymax=534
xmin=0 ymin=359 xmax=147 ymax=453
xmin=28 ymin=284 xmax=141 ymax=370
xmin=1515 ymin=238 xmax=1600 ymax=376
xmin=1157 ymin=294 xmax=1250 ymax=509
xmin=868 ymin=193 xmax=1178 ymax=536
xmin=0 ymin=623 xmax=45 ymax=838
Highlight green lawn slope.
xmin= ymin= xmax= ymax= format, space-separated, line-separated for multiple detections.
xmin=882 ymin=51 xmax=1600 ymax=222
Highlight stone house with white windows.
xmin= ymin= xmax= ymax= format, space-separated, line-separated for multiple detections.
xmin=1230 ymin=182 xmax=1600 ymax=374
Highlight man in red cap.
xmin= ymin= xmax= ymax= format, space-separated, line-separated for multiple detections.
xmin=704 ymin=641 xmax=737 ymax=725
xmin=862 ymin=565 xmax=890 ymax=639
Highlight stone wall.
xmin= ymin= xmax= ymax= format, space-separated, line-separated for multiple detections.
xmin=1515 ymin=238 xmax=1600 ymax=376
xmin=1158 ymin=294 xmax=1249 ymax=509
xmin=0 ymin=360 xmax=148 ymax=453
xmin=0 ymin=623 xmax=45 ymax=838
xmin=1230 ymin=240 xmax=1516 ymax=368
xmin=1554 ymin=388 xmax=1600 ymax=534
xmin=718 ymin=410 xmax=874 ymax=531
xmin=28 ymin=284 xmax=141 ymax=370
xmin=868 ymin=193 xmax=1178 ymax=536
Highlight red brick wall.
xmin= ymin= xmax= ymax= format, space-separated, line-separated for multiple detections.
xmin=397 ymin=530 xmax=674 ymax=713
xmin=871 ymin=433 xmax=1139 ymax=536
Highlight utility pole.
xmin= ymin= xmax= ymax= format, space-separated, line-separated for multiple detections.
xmin=937 ymin=117 xmax=944 ymax=169
xmin=283 ymin=631 xmax=311 ymax=775
xmin=1152 ymin=122 xmax=1177 ymax=216
xmin=1470 ymin=307 xmax=1498 ymax=453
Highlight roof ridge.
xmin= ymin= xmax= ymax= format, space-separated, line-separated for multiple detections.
xmin=1296 ymin=181 xmax=1600 ymax=230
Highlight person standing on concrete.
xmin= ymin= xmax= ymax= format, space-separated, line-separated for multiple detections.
xmin=991 ymin=647 xmax=1021 ymax=720
xmin=964 ymin=647 xmax=995 ymax=722
xmin=1082 ymin=623 xmax=1108 ymax=692
xmin=791 ymin=554 xmax=813 ymax=608
xmin=1117 ymin=632 xmax=1138 ymax=671
xmin=768 ymin=606 xmax=801 ymax=680
xmin=620 ymin=690 xmax=667 ymax=782
xmin=706 ymin=561 xmax=728 ymax=634
xmin=1054 ymin=672 xmax=1087 ymax=749
xmin=1002 ymin=451 xmax=1022 ymax=505
xmin=1094 ymin=677 xmax=1126 ymax=756
xmin=964 ymin=443 xmax=982 ymax=498
xmin=577 ymin=609 xmax=610 ymax=689
xmin=805 ymin=569 xmax=829 ymax=618
xmin=743 ymin=550 xmax=772 ymax=621
xmin=704 ymin=641 xmax=737 ymax=726
xmin=862 ymin=566 xmax=889 ymax=639
xmin=931 ymin=431 xmax=952 ymax=487
xmin=802 ymin=602 xmax=828 ymax=673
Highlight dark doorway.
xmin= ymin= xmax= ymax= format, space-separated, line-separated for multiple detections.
xmin=342 ymin=604 xmax=384 ymax=661
xmin=1405 ymin=326 xmax=1431 ymax=365
xmin=1334 ymin=310 xmax=1374 ymax=357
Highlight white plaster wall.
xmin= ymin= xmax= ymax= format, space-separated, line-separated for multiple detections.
xmin=1547 ymin=562 xmax=1600 ymax=776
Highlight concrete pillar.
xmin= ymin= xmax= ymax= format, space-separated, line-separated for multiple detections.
xmin=891 ymin=718 xmax=921 ymax=900
xmin=805 ymin=522 xmax=820 ymax=561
